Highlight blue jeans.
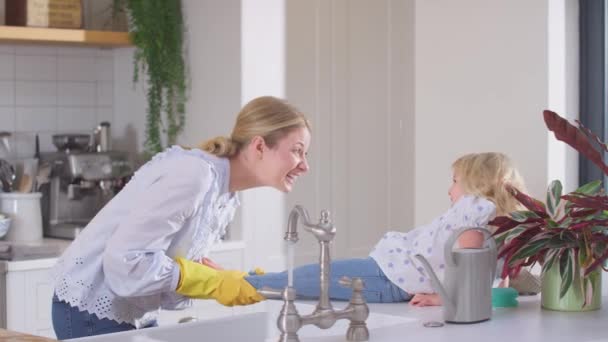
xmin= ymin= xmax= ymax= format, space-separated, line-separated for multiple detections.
xmin=52 ymin=294 xmax=136 ymax=339
xmin=246 ymin=257 xmax=410 ymax=303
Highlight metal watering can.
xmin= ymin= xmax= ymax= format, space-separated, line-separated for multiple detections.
xmin=415 ymin=227 xmax=497 ymax=323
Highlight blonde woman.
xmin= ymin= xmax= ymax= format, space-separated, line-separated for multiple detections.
xmin=51 ymin=96 xmax=311 ymax=339
xmin=246 ymin=152 xmax=526 ymax=307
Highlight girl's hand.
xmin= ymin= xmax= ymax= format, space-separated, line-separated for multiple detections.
xmin=409 ymin=293 xmax=442 ymax=307
xmin=200 ymin=257 xmax=224 ymax=270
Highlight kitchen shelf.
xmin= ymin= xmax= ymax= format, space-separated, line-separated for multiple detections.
xmin=0 ymin=25 xmax=131 ymax=47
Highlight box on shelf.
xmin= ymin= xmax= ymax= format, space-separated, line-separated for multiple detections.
xmin=5 ymin=0 xmax=83 ymax=29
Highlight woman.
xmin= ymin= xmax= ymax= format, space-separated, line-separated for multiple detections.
xmin=51 ymin=96 xmax=311 ymax=339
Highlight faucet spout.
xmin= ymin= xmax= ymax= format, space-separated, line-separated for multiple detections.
xmin=284 ymin=205 xmax=311 ymax=243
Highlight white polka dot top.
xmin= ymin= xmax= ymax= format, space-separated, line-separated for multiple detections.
xmin=369 ymin=195 xmax=496 ymax=294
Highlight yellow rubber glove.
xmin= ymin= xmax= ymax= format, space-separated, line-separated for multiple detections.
xmin=249 ymin=267 xmax=265 ymax=276
xmin=175 ymin=258 xmax=265 ymax=306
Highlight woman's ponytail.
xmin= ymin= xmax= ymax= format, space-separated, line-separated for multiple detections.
xmin=200 ymin=136 xmax=239 ymax=157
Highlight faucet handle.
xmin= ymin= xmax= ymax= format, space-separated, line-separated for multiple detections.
xmin=339 ymin=276 xmax=365 ymax=291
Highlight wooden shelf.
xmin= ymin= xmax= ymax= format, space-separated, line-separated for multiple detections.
xmin=0 ymin=25 xmax=131 ymax=47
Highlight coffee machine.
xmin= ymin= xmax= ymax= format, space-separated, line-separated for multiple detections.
xmin=40 ymin=131 xmax=133 ymax=239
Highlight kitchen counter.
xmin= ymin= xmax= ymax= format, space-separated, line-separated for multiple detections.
xmin=0 ymin=328 xmax=56 ymax=341
xmin=0 ymin=239 xmax=245 ymax=271
xmin=67 ymin=295 xmax=608 ymax=342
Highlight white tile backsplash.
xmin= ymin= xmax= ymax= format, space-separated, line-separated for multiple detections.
xmin=0 ymin=45 xmax=14 ymax=54
xmin=95 ymin=106 xmax=114 ymax=123
xmin=15 ymin=45 xmax=58 ymax=56
xmin=0 ymin=82 xmax=15 ymax=106
xmin=15 ymin=107 xmax=58 ymax=132
xmin=16 ymin=55 xmax=58 ymax=81
xmin=16 ymin=81 xmax=57 ymax=106
xmin=96 ymin=82 xmax=113 ymax=106
xmin=58 ymin=57 xmax=96 ymax=81
xmin=57 ymin=107 xmax=96 ymax=131
xmin=0 ymin=54 xmax=15 ymax=80
xmin=95 ymin=57 xmax=114 ymax=82
xmin=0 ymin=107 xmax=16 ymax=131
xmin=58 ymin=82 xmax=96 ymax=106
xmin=1 ymin=46 xmax=115 ymax=158
xmin=57 ymin=47 xmax=99 ymax=57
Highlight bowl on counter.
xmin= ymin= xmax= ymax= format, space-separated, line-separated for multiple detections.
xmin=0 ymin=213 xmax=11 ymax=239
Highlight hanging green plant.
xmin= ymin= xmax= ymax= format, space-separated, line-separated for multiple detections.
xmin=113 ymin=0 xmax=187 ymax=157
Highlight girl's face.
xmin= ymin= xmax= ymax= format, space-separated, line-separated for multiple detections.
xmin=448 ymin=171 xmax=466 ymax=204
xmin=258 ymin=127 xmax=311 ymax=192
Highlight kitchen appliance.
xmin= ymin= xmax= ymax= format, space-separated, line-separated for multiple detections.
xmin=415 ymin=227 xmax=497 ymax=324
xmin=93 ymin=121 xmax=112 ymax=152
xmin=39 ymin=144 xmax=133 ymax=239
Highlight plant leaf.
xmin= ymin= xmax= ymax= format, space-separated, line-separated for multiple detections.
xmin=506 ymin=185 xmax=549 ymax=218
xmin=510 ymin=236 xmax=549 ymax=261
xmin=559 ymin=249 xmax=574 ymax=299
xmin=544 ymin=249 xmax=559 ymax=273
xmin=544 ymin=110 xmax=608 ymax=176
xmin=575 ymin=180 xmax=603 ymax=195
xmin=547 ymin=180 xmax=562 ymax=218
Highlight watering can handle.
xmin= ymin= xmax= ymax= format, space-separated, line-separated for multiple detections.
xmin=444 ymin=227 xmax=497 ymax=271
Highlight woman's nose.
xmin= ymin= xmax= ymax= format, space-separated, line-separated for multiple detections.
xmin=299 ymin=157 xmax=310 ymax=172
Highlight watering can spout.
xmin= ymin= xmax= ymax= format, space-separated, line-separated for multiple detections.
xmin=414 ymin=254 xmax=455 ymax=313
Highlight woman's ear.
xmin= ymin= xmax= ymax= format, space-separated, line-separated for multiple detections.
xmin=249 ymin=136 xmax=266 ymax=159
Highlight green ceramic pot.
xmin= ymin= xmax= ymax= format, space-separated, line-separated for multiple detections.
xmin=541 ymin=262 xmax=602 ymax=311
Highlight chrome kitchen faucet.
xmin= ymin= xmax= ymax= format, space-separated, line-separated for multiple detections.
xmin=258 ymin=205 xmax=370 ymax=342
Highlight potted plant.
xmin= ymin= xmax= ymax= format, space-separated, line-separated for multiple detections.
xmin=113 ymin=0 xmax=187 ymax=157
xmin=490 ymin=110 xmax=608 ymax=311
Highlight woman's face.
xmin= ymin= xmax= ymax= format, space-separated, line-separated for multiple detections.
xmin=448 ymin=170 xmax=465 ymax=204
xmin=258 ymin=127 xmax=311 ymax=192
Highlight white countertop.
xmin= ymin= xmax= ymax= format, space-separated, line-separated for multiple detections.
xmin=0 ymin=239 xmax=245 ymax=272
xmin=69 ymin=295 xmax=608 ymax=342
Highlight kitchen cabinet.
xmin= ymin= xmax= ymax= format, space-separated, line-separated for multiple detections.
xmin=0 ymin=258 xmax=57 ymax=339
xmin=0 ymin=25 xmax=131 ymax=47
xmin=0 ymin=240 xmax=246 ymax=339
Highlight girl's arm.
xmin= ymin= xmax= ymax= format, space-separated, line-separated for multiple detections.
xmin=457 ymin=230 xmax=484 ymax=248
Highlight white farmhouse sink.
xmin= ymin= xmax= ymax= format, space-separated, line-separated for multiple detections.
xmin=69 ymin=300 xmax=415 ymax=342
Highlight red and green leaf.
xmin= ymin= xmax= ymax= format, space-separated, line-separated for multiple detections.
xmin=544 ymin=110 xmax=608 ymax=176
xmin=558 ymin=249 xmax=575 ymax=298
xmin=547 ymin=180 xmax=562 ymax=218
xmin=506 ymin=185 xmax=548 ymax=218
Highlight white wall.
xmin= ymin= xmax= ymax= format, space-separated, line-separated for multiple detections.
xmin=547 ymin=0 xmax=579 ymax=193
xmin=240 ymin=0 xmax=288 ymax=271
xmin=414 ymin=0 xmax=550 ymax=225
xmin=284 ymin=0 xmax=415 ymax=263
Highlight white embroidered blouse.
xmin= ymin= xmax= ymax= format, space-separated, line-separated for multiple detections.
xmin=51 ymin=146 xmax=239 ymax=326
xmin=369 ymin=195 xmax=496 ymax=294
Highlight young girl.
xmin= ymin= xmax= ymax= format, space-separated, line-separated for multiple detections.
xmin=246 ymin=152 xmax=525 ymax=306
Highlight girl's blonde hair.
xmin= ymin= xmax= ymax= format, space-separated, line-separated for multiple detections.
xmin=452 ymin=152 xmax=526 ymax=216
xmin=200 ymin=96 xmax=310 ymax=157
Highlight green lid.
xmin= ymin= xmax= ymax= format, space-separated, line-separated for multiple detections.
xmin=492 ymin=287 xmax=519 ymax=308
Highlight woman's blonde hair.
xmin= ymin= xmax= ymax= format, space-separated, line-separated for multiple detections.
xmin=452 ymin=152 xmax=526 ymax=216
xmin=200 ymin=96 xmax=310 ymax=157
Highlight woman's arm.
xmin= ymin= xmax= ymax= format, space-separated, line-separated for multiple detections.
xmin=103 ymin=160 xmax=213 ymax=297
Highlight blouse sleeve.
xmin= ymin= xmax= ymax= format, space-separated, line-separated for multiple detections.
xmin=456 ymin=196 xmax=497 ymax=228
xmin=102 ymin=158 xmax=214 ymax=298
